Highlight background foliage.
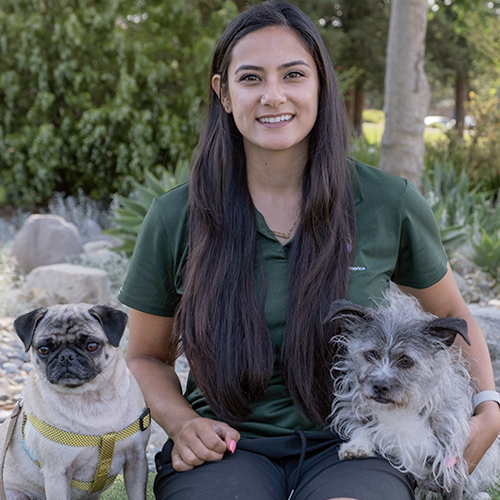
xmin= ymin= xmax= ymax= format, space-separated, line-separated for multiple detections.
xmin=0 ymin=0 xmax=236 ymax=205
xmin=0 ymin=0 xmax=387 ymax=205
xmin=425 ymin=88 xmax=500 ymax=196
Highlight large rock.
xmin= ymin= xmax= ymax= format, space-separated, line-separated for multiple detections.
xmin=26 ymin=263 xmax=109 ymax=305
xmin=468 ymin=304 xmax=500 ymax=389
xmin=83 ymin=239 xmax=115 ymax=262
xmin=12 ymin=215 xmax=84 ymax=273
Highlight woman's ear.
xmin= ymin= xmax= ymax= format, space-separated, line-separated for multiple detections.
xmin=212 ymin=74 xmax=231 ymax=113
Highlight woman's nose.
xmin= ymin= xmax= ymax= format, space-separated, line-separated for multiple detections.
xmin=261 ymin=79 xmax=285 ymax=106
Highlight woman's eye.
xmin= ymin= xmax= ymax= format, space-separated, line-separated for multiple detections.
xmin=240 ymin=74 xmax=260 ymax=82
xmin=86 ymin=342 xmax=99 ymax=352
xmin=38 ymin=346 xmax=50 ymax=356
xmin=285 ymin=71 xmax=303 ymax=79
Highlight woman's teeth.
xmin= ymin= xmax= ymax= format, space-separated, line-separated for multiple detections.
xmin=258 ymin=114 xmax=293 ymax=124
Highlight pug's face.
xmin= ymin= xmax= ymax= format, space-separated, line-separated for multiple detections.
xmin=14 ymin=304 xmax=128 ymax=388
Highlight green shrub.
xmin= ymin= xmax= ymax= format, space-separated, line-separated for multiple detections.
xmin=106 ymin=164 xmax=188 ymax=256
xmin=423 ymin=157 xmax=500 ymax=261
xmin=465 ymin=89 xmax=500 ymax=195
xmin=472 ymin=230 xmax=500 ymax=281
xmin=424 ymin=88 xmax=500 ymax=198
xmin=0 ymin=0 xmax=237 ymax=205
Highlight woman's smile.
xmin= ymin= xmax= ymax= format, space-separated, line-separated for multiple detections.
xmin=257 ymin=114 xmax=294 ymax=125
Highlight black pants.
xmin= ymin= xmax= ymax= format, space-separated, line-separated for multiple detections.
xmin=154 ymin=431 xmax=416 ymax=500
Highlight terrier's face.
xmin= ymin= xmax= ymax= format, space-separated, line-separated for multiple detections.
xmin=346 ymin=325 xmax=442 ymax=406
xmin=325 ymin=293 xmax=470 ymax=408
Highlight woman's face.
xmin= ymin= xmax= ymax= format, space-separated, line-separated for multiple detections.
xmin=213 ymin=26 xmax=319 ymax=160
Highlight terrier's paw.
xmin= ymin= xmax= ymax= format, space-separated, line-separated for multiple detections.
xmin=338 ymin=441 xmax=375 ymax=460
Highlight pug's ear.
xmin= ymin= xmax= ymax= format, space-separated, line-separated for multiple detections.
xmin=89 ymin=305 xmax=128 ymax=348
xmin=426 ymin=317 xmax=470 ymax=348
xmin=14 ymin=307 xmax=49 ymax=352
xmin=324 ymin=300 xmax=369 ymax=325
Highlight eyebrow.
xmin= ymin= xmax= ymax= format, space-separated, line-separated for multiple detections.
xmin=234 ymin=60 xmax=311 ymax=73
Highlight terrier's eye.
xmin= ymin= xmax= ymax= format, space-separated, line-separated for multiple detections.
xmin=38 ymin=346 xmax=50 ymax=356
xmin=86 ymin=342 xmax=99 ymax=352
xmin=364 ymin=351 xmax=378 ymax=362
xmin=398 ymin=356 xmax=414 ymax=368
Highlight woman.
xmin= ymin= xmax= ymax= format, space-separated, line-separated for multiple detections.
xmin=119 ymin=2 xmax=500 ymax=499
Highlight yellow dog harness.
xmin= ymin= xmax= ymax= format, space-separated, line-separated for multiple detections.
xmin=21 ymin=407 xmax=151 ymax=493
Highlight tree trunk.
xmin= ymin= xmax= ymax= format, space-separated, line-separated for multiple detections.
xmin=455 ymin=73 xmax=468 ymax=139
xmin=344 ymin=86 xmax=364 ymax=137
xmin=353 ymin=85 xmax=364 ymax=138
xmin=344 ymin=88 xmax=355 ymax=132
xmin=378 ymin=0 xmax=430 ymax=191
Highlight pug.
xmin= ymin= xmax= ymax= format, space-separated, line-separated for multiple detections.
xmin=0 ymin=304 xmax=151 ymax=500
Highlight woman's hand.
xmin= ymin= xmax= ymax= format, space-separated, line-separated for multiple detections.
xmin=170 ymin=416 xmax=240 ymax=471
xmin=465 ymin=401 xmax=500 ymax=474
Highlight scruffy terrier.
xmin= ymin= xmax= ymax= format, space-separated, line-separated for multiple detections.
xmin=325 ymin=286 xmax=500 ymax=500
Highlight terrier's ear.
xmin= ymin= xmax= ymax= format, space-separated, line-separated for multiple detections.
xmin=324 ymin=300 xmax=369 ymax=328
xmin=89 ymin=305 xmax=128 ymax=348
xmin=14 ymin=307 xmax=49 ymax=352
xmin=426 ymin=317 xmax=470 ymax=348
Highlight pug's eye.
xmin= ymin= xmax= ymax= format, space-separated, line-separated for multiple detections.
xmin=38 ymin=346 xmax=50 ymax=356
xmin=398 ymin=356 xmax=414 ymax=368
xmin=86 ymin=342 xmax=99 ymax=352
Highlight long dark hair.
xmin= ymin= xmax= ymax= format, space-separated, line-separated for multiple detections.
xmin=175 ymin=0 xmax=355 ymax=425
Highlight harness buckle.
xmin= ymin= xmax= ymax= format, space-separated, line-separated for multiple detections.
xmin=139 ymin=407 xmax=151 ymax=432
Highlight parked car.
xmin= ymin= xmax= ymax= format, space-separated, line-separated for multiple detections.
xmin=424 ymin=115 xmax=455 ymax=130
xmin=424 ymin=115 xmax=476 ymax=130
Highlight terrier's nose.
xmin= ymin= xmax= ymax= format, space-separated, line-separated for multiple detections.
xmin=372 ymin=381 xmax=389 ymax=395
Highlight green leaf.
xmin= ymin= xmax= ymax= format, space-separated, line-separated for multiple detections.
xmin=133 ymin=183 xmax=157 ymax=210
xmin=114 ymin=195 xmax=148 ymax=217
xmin=113 ymin=207 xmax=142 ymax=220
xmin=144 ymin=169 xmax=168 ymax=197
xmin=111 ymin=218 xmax=143 ymax=232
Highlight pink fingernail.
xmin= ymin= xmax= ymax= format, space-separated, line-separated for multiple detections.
xmin=229 ymin=440 xmax=237 ymax=454
xmin=446 ymin=457 xmax=457 ymax=468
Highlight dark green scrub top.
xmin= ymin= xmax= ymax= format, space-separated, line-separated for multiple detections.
xmin=118 ymin=159 xmax=448 ymax=438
